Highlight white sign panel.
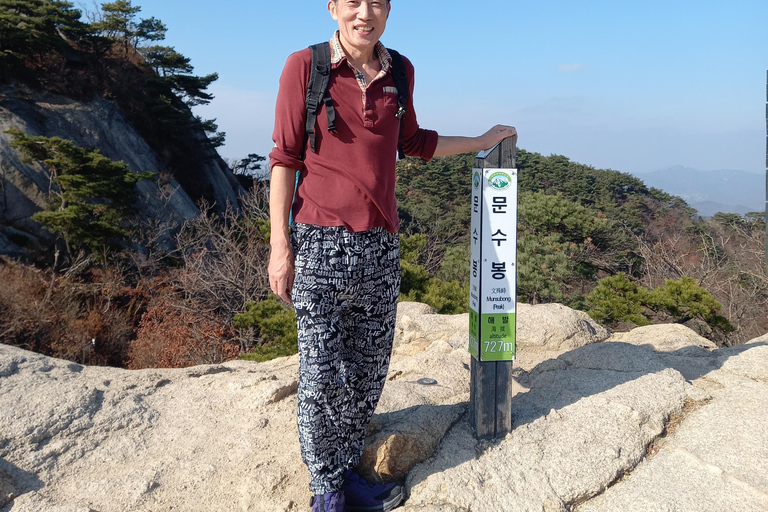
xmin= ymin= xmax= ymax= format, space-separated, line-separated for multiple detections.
xmin=469 ymin=168 xmax=517 ymax=361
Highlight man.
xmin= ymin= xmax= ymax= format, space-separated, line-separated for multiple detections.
xmin=268 ymin=1 xmax=517 ymax=510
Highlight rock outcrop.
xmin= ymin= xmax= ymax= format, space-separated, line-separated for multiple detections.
xmin=0 ymin=85 xmax=244 ymax=255
xmin=1 ymin=303 xmax=767 ymax=512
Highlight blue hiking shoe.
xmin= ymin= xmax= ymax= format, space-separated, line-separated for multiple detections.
xmin=310 ymin=490 xmax=345 ymax=512
xmin=341 ymin=470 xmax=404 ymax=511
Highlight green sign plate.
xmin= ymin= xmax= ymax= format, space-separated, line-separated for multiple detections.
xmin=480 ymin=312 xmax=516 ymax=361
xmin=469 ymin=309 xmax=516 ymax=361
xmin=469 ymin=309 xmax=480 ymax=359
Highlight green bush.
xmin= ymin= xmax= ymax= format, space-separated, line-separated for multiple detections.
xmin=585 ymin=273 xmax=650 ymax=326
xmin=399 ymin=259 xmax=469 ymax=314
xmin=647 ymin=277 xmax=734 ymax=334
xmin=235 ymin=296 xmax=298 ymax=362
xmin=586 ymin=274 xmax=734 ymax=337
xmin=421 ymin=279 xmax=468 ymax=314
xmin=7 ymin=129 xmax=154 ymax=257
xmin=436 ymin=244 xmax=471 ymax=285
xmin=399 ymin=260 xmax=432 ymax=299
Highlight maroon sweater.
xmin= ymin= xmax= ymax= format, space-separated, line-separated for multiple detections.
xmin=269 ymin=43 xmax=438 ymax=233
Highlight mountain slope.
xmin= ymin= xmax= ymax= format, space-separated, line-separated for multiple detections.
xmin=0 ymin=85 xmax=243 ymax=256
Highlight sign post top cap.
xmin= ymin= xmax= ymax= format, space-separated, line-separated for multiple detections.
xmin=476 ymin=142 xmax=501 ymax=161
xmin=475 ymin=136 xmax=517 ymax=169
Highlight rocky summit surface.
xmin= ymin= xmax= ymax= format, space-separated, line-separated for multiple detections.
xmin=1 ymin=302 xmax=767 ymax=512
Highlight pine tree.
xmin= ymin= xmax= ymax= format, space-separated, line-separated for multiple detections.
xmin=517 ymin=191 xmax=608 ymax=303
xmin=140 ymin=45 xmax=192 ymax=76
xmin=92 ymin=0 xmax=140 ymax=55
xmin=0 ymin=0 xmax=86 ymax=72
xmin=647 ymin=277 xmax=734 ymax=333
xmin=7 ymin=129 xmax=155 ymax=256
xmin=585 ymin=273 xmax=651 ymax=326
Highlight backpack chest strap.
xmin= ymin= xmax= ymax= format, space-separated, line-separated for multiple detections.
xmin=306 ymin=43 xmax=335 ymax=155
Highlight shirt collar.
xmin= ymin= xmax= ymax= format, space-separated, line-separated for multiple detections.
xmin=330 ymin=30 xmax=391 ymax=74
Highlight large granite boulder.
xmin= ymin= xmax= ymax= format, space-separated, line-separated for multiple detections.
xmin=1 ymin=303 xmax=766 ymax=512
xmin=393 ymin=302 xmax=609 ymax=357
xmin=609 ymin=323 xmax=718 ymax=352
xmin=516 ymin=303 xmax=609 ymax=350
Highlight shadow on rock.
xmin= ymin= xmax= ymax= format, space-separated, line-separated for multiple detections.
xmin=401 ymin=340 xmax=766 ymax=509
xmin=511 ymin=341 xmax=760 ymax=428
xmin=358 ymin=402 xmax=468 ymax=484
xmin=0 ymin=458 xmax=44 ymax=511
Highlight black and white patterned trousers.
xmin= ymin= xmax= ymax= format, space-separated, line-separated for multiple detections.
xmin=291 ymin=224 xmax=401 ymax=494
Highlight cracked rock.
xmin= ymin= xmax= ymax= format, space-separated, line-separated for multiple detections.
xmin=1 ymin=304 xmax=766 ymax=512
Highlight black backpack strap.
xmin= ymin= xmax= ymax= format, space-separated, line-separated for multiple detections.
xmin=387 ymin=48 xmax=409 ymax=159
xmin=306 ymin=43 xmax=336 ymax=155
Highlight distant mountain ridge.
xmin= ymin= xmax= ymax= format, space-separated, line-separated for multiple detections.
xmin=632 ymin=165 xmax=764 ymax=217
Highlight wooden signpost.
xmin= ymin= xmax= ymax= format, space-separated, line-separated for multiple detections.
xmin=469 ymin=136 xmax=518 ymax=439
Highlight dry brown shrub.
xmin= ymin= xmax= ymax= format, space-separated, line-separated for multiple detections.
xmin=634 ymin=215 xmax=768 ymax=345
xmin=174 ymin=193 xmax=271 ymax=320
xmin=127 ymin=296 xmax=239 ymax=369
xmin=49 ymin=306 xmax=134 ymax=366
xmin=0 ymin=260 xmax=54 ymax=352
xmin=0 ymin=257 xmax=139 ymax=365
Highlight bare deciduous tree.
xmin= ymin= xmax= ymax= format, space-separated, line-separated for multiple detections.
xmin=632 ymin=215 xmax=768 ymax=344
xmin=174 ymin=192 xmax=271 ymax=321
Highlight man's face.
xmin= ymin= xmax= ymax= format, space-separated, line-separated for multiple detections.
xmin=328 ymin=0 xmax=390 ymax=56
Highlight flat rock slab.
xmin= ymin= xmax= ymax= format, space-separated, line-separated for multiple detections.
xmin=403 ymin=342 xmax=692 ymax=511
xmin=609 ymin=323 xmax=717 ymax=351
xmin=0 ymin=345 xmax=308 ymax=512
xmin=577 ymin=444 xmax=768 ymax=512
xmin=0 ymin=336 xmax=473 ymax=512
xmin=576 ymin=342 xmax=768 ymax=512
xmin=516 ymin=303 xmax=610 ymax=350
xmin=2 ymin=316 xmax=766 ymax=512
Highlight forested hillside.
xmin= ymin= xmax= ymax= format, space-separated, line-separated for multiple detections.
xmin=1 ymin=1 xmax=765 ymax=371
xmin=0 ymin=0 xmax=232 ymax=205
xmin=397 ymin=151 xmax=768 ymax=345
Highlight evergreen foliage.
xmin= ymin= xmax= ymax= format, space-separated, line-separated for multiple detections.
xmin=517 ymin=191 xmax=608 ymax=303
xmin=92 ymin=0 xmax=141 ymax=42
xmin=585 ymin=273 xmax=651 ymax=326
xmin=230 ymin=153 xmax=266 ymax=176
xmin=7 ymin=129 xmax=154 ymax=255
xmin=91 ymin=1 xmax=165 ymax=54
xmin=398 ymin=233 xmax=468 ymax=313
xmin=0 ymin=0 xmax=86 ymax=64
xmin=517 ymin=232 xmax=570 ymax=304
xmin=235 ymin=296 xmax=298 ymax=362
xmin=647 ymin=277 xmax=733 ymax=333
xmin=585 ymin=273 xmax=734 ymax=335
xmin=140 ymin=45 xmax=192 ymax=76
xmin=396 ymin=154 xmax=473 ymax=243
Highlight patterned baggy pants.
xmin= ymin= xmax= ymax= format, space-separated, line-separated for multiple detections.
xmin=291 ymin=224 xmax=401 ymax=494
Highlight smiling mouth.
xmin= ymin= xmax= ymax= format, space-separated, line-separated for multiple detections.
xmin=355 ymin=27 xmax=373 ymax=33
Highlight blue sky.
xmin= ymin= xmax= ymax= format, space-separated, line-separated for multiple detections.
xmin=130 ymin=0 xmax=767 ymax=175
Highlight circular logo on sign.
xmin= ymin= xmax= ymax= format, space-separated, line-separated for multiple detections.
xmin=488 ymin=171 xmax=512 ymax=190
xmin=473 ymin=172 xmax=481 ymax=189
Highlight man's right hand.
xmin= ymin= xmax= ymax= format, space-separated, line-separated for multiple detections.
xmin=268 ymin=242 xmax=295 ymax=304
xmin=268 ymin=240 xmax=294 ymax=304
xmin=268 ymin=165 xmax=299 ymax=304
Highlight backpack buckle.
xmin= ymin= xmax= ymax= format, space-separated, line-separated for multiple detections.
xmin=395 ymin=105 xmax=406 ymax=120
